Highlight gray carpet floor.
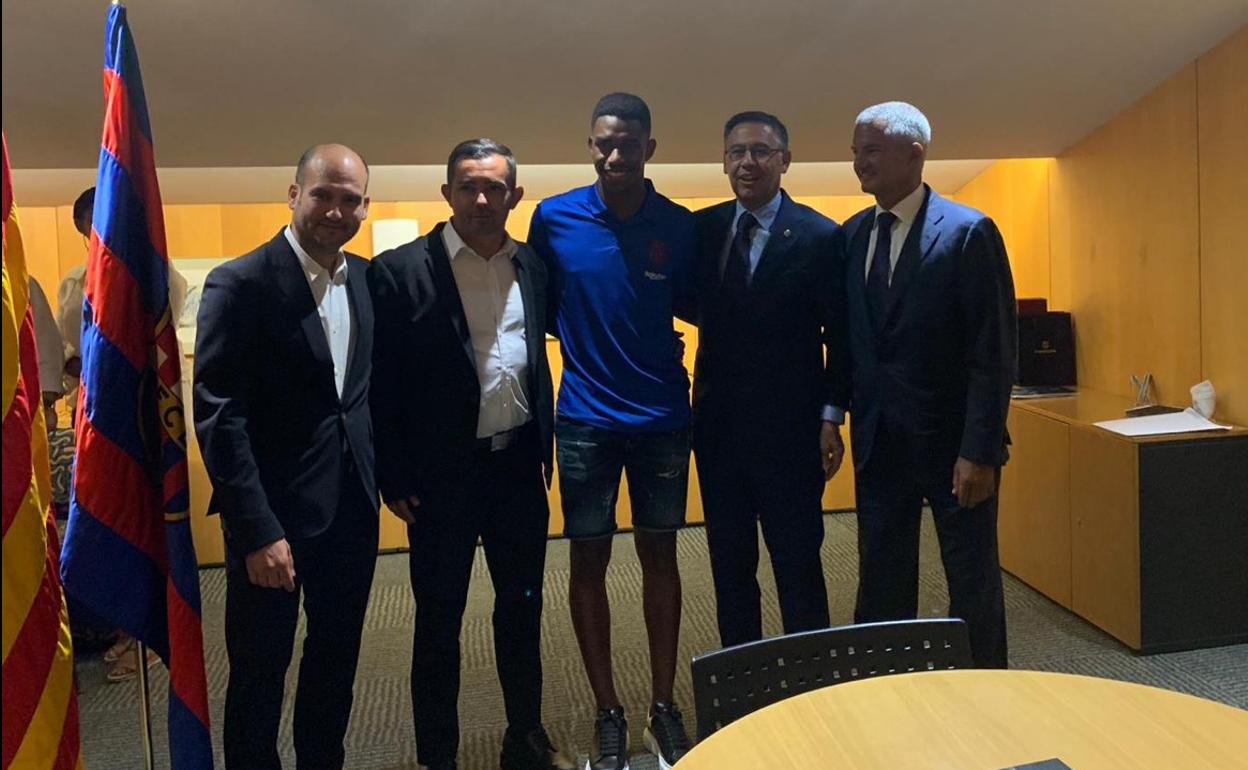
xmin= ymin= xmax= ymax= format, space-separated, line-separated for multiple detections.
xmin=76 ymin=513 xmax=1248 ymax=769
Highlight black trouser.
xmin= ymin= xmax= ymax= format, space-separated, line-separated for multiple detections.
xmin=853 ymin=419 xmax=1008 ymax=669
xmin=695 ymin=422 xmax=829 ymax=648
xmin=407 ymin=430 xmax=550 ymax=767
xmin=223 ymin=478 xmax=379 ymax=770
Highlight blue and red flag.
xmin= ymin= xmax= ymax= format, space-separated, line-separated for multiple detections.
xmin=60 ymin=5 xmax=213 ymax=768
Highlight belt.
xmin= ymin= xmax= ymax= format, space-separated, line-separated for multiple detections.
xmin=474 ymin=425 xmax=524 ymax=453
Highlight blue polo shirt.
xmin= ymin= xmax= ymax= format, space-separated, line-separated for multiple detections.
xmin=528 ymin=180 xmax=695 ymax=433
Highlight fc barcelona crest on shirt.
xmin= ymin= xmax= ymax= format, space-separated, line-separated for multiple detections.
xmin=648 ymin=240 xmax=670 ymax=269
xmin=645 ymin=240 xmax=670 ymax=280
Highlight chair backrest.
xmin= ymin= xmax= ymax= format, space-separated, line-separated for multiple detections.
xmin=690 ymin=618 xmax=973 ymax=741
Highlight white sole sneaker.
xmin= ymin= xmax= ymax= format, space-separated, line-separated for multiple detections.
xmin=642 ymin=728 xmax=677 ymax=770
xmin=583 ymin=760 xmax=629 ymax=770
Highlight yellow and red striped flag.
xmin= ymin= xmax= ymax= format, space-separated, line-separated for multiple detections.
xmin=2 ymin=132 xmax=83 ymax=770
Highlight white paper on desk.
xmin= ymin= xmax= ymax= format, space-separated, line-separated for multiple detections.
xmin=1094 ymin=408 xmax=1233 ymax=437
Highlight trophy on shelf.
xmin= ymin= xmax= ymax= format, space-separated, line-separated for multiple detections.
xmin=1125 ymin=373 xmax=1180 ymax=417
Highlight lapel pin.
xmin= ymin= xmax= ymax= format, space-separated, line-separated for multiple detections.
xmin=783 ymin=229 xmax=792 ymax=238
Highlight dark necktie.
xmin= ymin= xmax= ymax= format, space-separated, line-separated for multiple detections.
xmin=723 ymin=210 xmax=758 ymax=296
xmin=866 ymin=210 xmax=897 ymax=327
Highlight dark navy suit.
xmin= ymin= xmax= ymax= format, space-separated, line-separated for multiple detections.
xmin=194 ymin=230 xmax=379 ymax=769
xmin=690 ymin=191 xmax=847 ymax=647
xmin=837 ymin=185 xmax=1017 ymax=668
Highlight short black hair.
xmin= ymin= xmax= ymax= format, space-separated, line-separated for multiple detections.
xmin=724 ymin=111 xmax=789 ymax=148
xmin=591 ymin=92 xmax=651 ymax=134
xmin=72 ymin=187 xmax=95 ymax=231
xmin=446 ymin=138 xmax=517 ymax=188
xmin=294 ymin=144 xmax=370 ymax=186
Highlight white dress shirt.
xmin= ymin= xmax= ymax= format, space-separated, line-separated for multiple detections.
xmin=284 ymin=226 xmax=354 ymax=398
xmin=864 ymin=182 xmax=927 ymax=285
xmin=442 ymin=221 xmax=531 ymax=438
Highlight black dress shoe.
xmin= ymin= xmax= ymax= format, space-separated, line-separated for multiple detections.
xmin=500 ymin=725 xmax=575 ymax=770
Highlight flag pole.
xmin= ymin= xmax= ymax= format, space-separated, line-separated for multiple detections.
xmin=135 ymin=640 xmax=156 ymax=770
xmin=112 ymin=1 xmax=152 ymax=765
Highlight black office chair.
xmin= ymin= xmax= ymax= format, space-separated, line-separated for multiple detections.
xmin=690 ymin=618 xmax=973 ymax=741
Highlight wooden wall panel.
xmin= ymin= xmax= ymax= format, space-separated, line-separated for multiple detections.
xmin=54 ymin=205 xmax=86 ymax=287
xmin=1197 ymin=25 xmax=1248 ymax=426
xmin=183 ymin=371 xmax=225 ymax=564
xmin=791 ymin=195 xmax=877 ymax=224
xmin=953 ymin=158 xmax=1052 ymax=301
xmin=218 ymin=202 xmax=291 ymax=257
xmin=13 ymin=205 xmax=62 ymax=305
xmin=164 ymin=204 xmax=224 ymax=258
xmin=1049 ymin=65 xmax=1202 ymax=405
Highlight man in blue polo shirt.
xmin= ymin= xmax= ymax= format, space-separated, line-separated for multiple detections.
xmin=528 ymin=92 xmax=695 ymax=770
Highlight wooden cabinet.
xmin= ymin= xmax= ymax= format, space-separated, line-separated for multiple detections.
xmin=999 ymin=407 xmax=1072 ymax=608
xmin=1000 ymin=391 xmax=1248 ymax=652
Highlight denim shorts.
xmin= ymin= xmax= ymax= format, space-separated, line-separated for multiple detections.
xmin=555 ymin=417 xmax=691 ymax=540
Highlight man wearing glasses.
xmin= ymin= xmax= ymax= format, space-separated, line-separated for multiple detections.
xmin=690 ymin=111 xmax=847 ymax=648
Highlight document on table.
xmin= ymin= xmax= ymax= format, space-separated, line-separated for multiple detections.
xmin=1094 ymin=408 xmax=1233 ymax=437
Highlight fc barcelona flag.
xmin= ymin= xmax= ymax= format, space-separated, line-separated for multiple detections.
xmin=60 ymin=5 xmax=213 ymax=768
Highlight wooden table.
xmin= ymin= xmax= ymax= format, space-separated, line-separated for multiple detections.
xmin=675 ymin=670 xmax=1248 ymax=769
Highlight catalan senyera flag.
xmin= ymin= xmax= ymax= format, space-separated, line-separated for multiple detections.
xmin=60 ymin=6 xmax=213 ymax=768
xmin=2 ymin=134 xmax=83 ymax=770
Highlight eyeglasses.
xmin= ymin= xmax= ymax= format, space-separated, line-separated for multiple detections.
xmin=725 ymin=145 xmax=786 ymax=163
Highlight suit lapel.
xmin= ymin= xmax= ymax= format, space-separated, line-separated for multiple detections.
xmin=426 ymin=224 xmax=478 ymax=374
xmin=749 ymin=192 xmax=800 ymax=288
xmin=710 ymin=202 xmax=736 ymax=282
xmin=271 ymin=231 xmax=337 ymax=399
xmin=884 ymin=186 xmax=944 ymax=326
xmin=343 ymin=255 xmax=372 ymax=395
xmin=847 ymin=211 xmax=874 ymax=317
xmin=513 ymin=246 xmax=543 ymax=396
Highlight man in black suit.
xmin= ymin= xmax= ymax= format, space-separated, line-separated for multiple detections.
xmin=836 ymin=102 xmax=1018 ymax=668
xmin=690 ymin=111 xmax=847 ymax=648
xmin=368 ymin=139 xmax=572 ymax=770
xmin=194 ymin=143 xmax=379 ymax=769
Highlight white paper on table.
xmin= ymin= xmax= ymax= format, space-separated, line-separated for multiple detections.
xmin=1094 ymin=408 xmax=1233 ymax=437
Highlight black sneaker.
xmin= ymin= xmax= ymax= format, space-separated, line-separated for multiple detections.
xmin=585 ymin=706 xmax=629 ymax=770
xmin=643 ymin=702 xmax=690 ymax=770
xmin=500 ymin=725 xmax=575 ymax=770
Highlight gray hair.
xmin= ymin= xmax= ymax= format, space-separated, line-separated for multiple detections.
xmin=855 ymin=101 xmax=932 ymax=148
xmin=446 ymin=138 xmax=517 ymax=188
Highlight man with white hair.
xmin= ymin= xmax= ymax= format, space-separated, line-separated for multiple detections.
xmin=832 ymin=101 xmax=1017 ymax=668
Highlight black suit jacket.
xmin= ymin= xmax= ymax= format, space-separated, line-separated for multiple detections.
xmin=367 ymin=222 xmax=555 ymax=505
xmin=193 ymin=230 xmax=377 ymax=555
xmin=690 ymin=192 xmax=847 ymax=464
xmin=836 ymin=185 xmax=1018 ymax=472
